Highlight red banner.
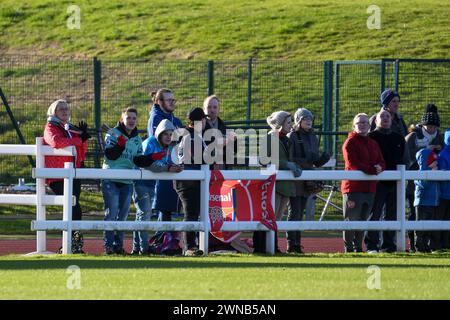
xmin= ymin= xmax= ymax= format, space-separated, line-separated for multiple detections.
xmin=209 ymin=170 xmax=277 ymax=243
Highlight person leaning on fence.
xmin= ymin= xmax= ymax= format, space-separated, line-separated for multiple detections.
xmin=102 ymin=107 xmax=153 ymax=255
xmin=437 ymin=129 xmax=450 ymax=252
xmin=43 ymin=99 xmax=90 ymax=254
xmin=364 ymin=110 xmax=406 ymax=253
xmin=405 ymin=104 xmax=444 ymax=252
xmin=173 ymin=107 xmax=213 ymax=256
xmin=414 ymin=148 xmax=440 ymax=253
xmin=147 ymin=88 xmax=183 ymax=221
xmin=131 ymin=119 xmax=184 ymax=255
xmin=252 ymin=111 xmax=302 ymax=254
xmin=341 ymin=113 xmax=385 ymax=253
xmin=286 ymin=108 xmax=330 ymax=253
xmin=203 ymin=95 xmax=236 ymax=169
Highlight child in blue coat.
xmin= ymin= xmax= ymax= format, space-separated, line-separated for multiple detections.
xmin=414 ymin=148 xmax=440 ymax=252
xmin=437 ymin=129 xmax=450 ymax=251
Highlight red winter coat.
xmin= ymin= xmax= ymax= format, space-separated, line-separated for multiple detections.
xmin=341 ymin=132 xmax=385 ymax=194
xmin=43 ymin=121 xmax=88 ymax=184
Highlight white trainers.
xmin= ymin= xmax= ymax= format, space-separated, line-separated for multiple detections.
xmin=367 ymin=250 xmax=379 ymax=254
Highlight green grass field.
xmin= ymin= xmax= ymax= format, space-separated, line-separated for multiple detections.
xmin=1 ymin=254 xmax=450 ymax=299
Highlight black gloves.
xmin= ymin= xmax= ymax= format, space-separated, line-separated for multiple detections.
xmin=78 ymin=121 xmax=91 ymax=142
xmin=315 ymin=152 xmax=331 ymax=168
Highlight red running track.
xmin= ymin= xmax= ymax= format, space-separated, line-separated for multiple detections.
xmin=0 ymin=237 xmax=345 ymax=255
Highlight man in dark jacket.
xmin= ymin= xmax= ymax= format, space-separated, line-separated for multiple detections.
xmin=365 ymin=110 xmax=406 ymax=253
xmin=203 ymin=95 xmax=236 ymax=169
xmin=369 ymin=89 xmax=407 ymax=137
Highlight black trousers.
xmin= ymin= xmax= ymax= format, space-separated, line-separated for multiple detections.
xmin=406 ymin=181 xmax=416 ymax=250
xmin=435 ymin=199 xmax=450 ymax=250
xmin=415 ymin=205 xmax=438 ymax=252
xmin=286 ymin=196 xmax=307 ymax=247
xmin=174 ymin=180 xmax=200 ymax=250
xmin=364 ymin=183 xmax=397 ymax=251
xmin=49 ymin=179 xmax=82 ymax=221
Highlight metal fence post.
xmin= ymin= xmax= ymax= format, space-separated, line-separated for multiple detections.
xmin=93 ymin=57 xmax=102 ymax=168
xmin=396 ymin=164 xmax=406 ymax=252
xmin=394 ymin=59 xmax=400 ymax=93
xmin=333 ymin=62 xmax=340 ymax=165
xmin=62 ymin=162 xmax=74 ymax=255
xmin=323 ymin=61 xmax=333 ymax=154
xmin=207 ymin=60 xmax=214 ymax=96
xmin=199 ymin=165 xmax=211 ymax=255
xmin=380 ymin=59 xmax=386 ymax=94
xmin=246 ymin=58 xmax=253 ymax=122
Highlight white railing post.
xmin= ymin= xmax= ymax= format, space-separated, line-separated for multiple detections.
xmin=199 ymin=165 xmax=211 ymax=255
xmin=62 ymin=162 xmax=74 ymax=254
xmin=396 ymin=164 xmax=406 ymax=252
xmin=265 ymin=171 xmax=276 ymax=255
xmin=35 ymin=137 xmax=48 ymax=253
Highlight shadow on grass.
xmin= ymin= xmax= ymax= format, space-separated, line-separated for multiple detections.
xmin=0 ymin=255 xmax=449 ymax=270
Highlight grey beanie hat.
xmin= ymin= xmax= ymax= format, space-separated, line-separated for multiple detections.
xmin=267 ymin=111 xmax=291 ymax=130
xmin=294 ymin=108 xmax=313 ymax=125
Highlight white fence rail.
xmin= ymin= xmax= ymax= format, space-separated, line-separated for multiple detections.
xmin=2 ymin=140 xmax=450 ymax=255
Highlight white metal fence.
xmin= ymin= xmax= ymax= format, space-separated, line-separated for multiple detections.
xmin=2 ymin=139 xmax=450 ymax=255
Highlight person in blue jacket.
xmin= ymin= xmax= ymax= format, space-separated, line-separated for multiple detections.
xmin=131 ymin=119 xmax=184 ymax=255
xmin=146 ymin=88 xmax=183 ymax=220
xmin=437 ymin=129 xmax=450 ymax=252
xmin=414 ymin=148 xmax=440 ymax=253
xmin=147 ymin=88 xmax=183 ymax=137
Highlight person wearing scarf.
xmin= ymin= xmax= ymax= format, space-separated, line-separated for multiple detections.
xmin=43 ymin=99 xmax=90 ymax=254
xmin=287 ymin=108 xmax=330 ymax=253
xmin=365 ymin=110 xmax=406 ymax=253
xmin=253 ymin=111 xmax=302 ymax=254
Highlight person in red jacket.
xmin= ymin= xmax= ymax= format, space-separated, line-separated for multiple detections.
xmin=43 ymin=99 xmax=90 ymax=253
xmin=341 ymin=113 xmax=385 ymax=253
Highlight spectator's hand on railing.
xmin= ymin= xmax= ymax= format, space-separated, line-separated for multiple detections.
xmin=374 ymin=164 xmax=383 ymax=175
xmin=168 ymin=164 xmax=184 ymax=173
xmin=286 ymin=161 xmax=302 ymax=178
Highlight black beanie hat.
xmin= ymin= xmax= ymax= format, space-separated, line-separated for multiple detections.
xmin=421 ymin=104 xmax=440 ymax=127
xmin=187 ymin=107 xmax=206 ymax=121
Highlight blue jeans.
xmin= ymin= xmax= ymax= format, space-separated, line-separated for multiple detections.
xmin=102 ymin=180 xmax=133 ymax=251
xmin=132 ymin=180 xmax=156 ymax=253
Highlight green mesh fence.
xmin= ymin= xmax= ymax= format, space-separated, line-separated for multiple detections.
xmin=1 ymin=56 xmax=450 ymax=218
xmin=0 ymin=54 xmax=94 ymax=185
xmin=394 ymin=60 xmax=450 ymax=129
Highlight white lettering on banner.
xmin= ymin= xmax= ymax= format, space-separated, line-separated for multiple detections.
xmin=209 ymin=193 xmax=231 ymax=202
xmin=261 ymin=179 xmax=271 ymax=219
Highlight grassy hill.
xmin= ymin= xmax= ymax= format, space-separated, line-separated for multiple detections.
xmin=0 ymin=0 xmax=449 ymax=217
xmin=1 ymin=0 xmax=449 ymax=60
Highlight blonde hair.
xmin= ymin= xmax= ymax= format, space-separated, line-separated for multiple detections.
xmin=47 ymin=99 xmax=69 ymax=117
xmin=352 ymin=113 xmax=369 ymax=126
xmin=203 ymin=95 xmax=219 ymax=112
